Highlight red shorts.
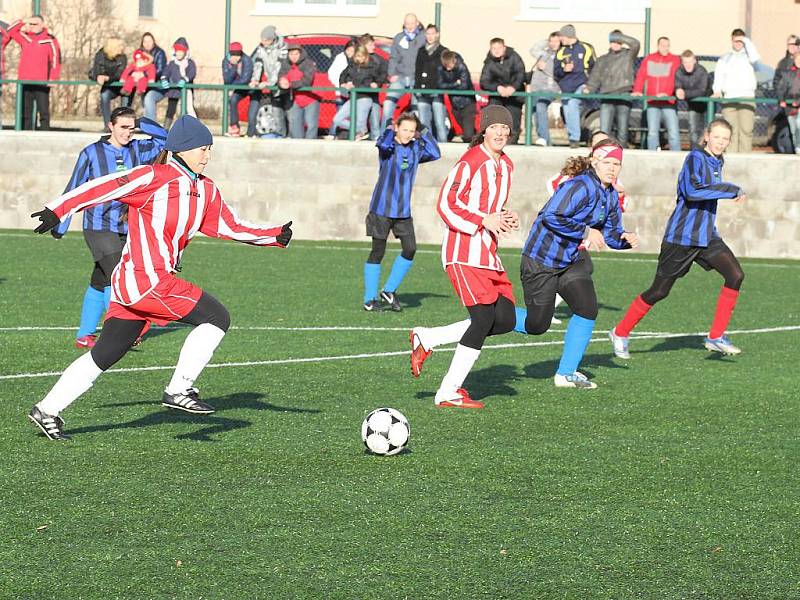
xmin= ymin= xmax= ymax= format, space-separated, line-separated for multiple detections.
xmin=445 ymin=263 xmax=515 ymax=307
xmin=105 ymin=275 xmax=203 ymax=327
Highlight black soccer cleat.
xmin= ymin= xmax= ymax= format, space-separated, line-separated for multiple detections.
xmin=380 ymin=291 xmax=402 ymax=312
xmin=28 ymin=406 xmax=70 ymax=441
xmin=363 ymin=299 xmax=383 ymax=312
xmin=162 ymin=388 xmax=216 ymax=414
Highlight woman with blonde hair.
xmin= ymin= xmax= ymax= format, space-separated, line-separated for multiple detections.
xmin=89 ymin=37 xmax=128 ymax=127
xmin=328 ymin=45 xmax=383 ymax=140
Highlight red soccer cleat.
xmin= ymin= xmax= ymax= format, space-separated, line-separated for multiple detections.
xmin=436 ymin=388 xmax=484 ymax=409
xmin=75 ymin=334 xmax=97 ymax=349
xmin=409 ymin=330 xmax=432 ymax=378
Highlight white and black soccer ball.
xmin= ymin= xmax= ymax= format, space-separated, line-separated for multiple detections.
xmin=361 ymin=407 xmax=410 ymax=456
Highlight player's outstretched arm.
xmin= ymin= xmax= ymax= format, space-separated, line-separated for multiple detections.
xmin=199 ymin=187 xmax=292 ymax=247
xmin=681 ymin=154 xmax=741 ymax=202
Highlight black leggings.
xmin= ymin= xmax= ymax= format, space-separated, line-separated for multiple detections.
xmin=461 ymin=296 xmax=516 ymax=350
xmin=524 ymin=277 xmax=599 ymax=335
xmin=366 ymin=234 xmax=416 ymax=264
xmin=642 ymin=248 xmax=745 ymax=305
xmin=90 ymin=253 xmax=122 ymax=291
xmin=90 ymin=291 xmax=230 ymax=371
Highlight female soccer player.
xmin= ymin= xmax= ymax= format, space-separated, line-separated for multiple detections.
xmin=514 ymin=138 xmax=639 ymax=389
xmin=363 ymin=112 xmax=441 ymax=312
xmin=28 ymin=115 xmax=293 ymax=441
xmin=610 ymin=118 xmax=745 ymax=358
xmin=408 ymin=105 xmax=520 ymax=408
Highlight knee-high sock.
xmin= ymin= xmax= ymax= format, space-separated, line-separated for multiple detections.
xmin=37 ymin=353 xmax=103 ymax=416
xmin=383 ymin=255 xmax=413 ymax=293
xmin=435 ymin=344 xmax=480 ymax=402
xmin=615 ymin=295 xmax=653 ymax=337
xmin=165 ymin=323 xmax=226 ymax=394
xmin=513 ymin=307 xmax=528 ymax=334
xmin=415 ymin=319 xmax=470 ymax=350
xmin=363 ymin=262 xmax=381 ymax=303
xmin=709 ymin=286 xmax=740 ymax=339
xmin=77 ymin=287 xmax=106 ymax=338
xmin=556 ymin=315 xmax=595 ymax=376
xmin=103 ymin=286 xmax=111 ymax=309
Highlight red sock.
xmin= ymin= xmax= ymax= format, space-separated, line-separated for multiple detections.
xmin=615 ymin=295 xmax=653 ymax=337
xmin=709 ymin=286 xmax=739 ymax=339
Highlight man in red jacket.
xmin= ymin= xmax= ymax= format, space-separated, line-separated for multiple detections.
xmin=6 ymin=15 xmax=62 ymax=130
xmin=632 ymin=36 xmax=680 ymax=151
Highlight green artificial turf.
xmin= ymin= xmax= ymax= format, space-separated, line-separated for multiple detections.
xmin=1 ymin=230 xmax=798 ymax=599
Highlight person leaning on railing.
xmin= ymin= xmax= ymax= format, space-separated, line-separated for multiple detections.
xmin=139 ymin=32 xmax=168 ymax=122
xmin=0 ymin=19 xmax=11 ymax=128
xmin=553 ymin=24 xmax=595 ymax=148
xmin=222 ymin=41 xmax=255 ymax=137
xmin=776 ymin=50 xmax=800 ymax=154
xmin=161 ymin=37 xmax=197 ymax=130
xmin=278 ymin=43 xmax=321 ymax=140
xmin=632 ymin=36 xmax=680 ymax=151
xmin=415 ymin=24 xmax=448 ymax=143
xmin=438 ymin=50 xmax=477 ymax=144
xmin=89 ymin=37 xmax=128 ymax=130
xmin=328 ymin=45 xmax=382 ymax=140
xmin=480 ymin=37 xmax=526 ymax=144
xmin=674 ymin=49 xmax=709 ymax=148
xmin=527 ymin=32 xmax=561 ymax=147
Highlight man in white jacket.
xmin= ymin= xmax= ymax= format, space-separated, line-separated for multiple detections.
xmin=712 ymin=28 xmax=760 ymax=152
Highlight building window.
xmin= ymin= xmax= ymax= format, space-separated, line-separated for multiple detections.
xmin=253 ymin=0 xmax=378 ymax=17
xmin=139 ymin=0 xmax=155 ymax=18
xmin=516 ymin=0 xmax=651 ymax=23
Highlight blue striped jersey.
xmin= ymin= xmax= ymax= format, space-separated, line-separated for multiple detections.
xmin=663 ymin=148 xmax=741 ymax=247
xmin=55 ymin=117 xmax=167 ymax=236
xmin=522 ymin=169 xmax=631 ymax=268
xmin=368 ymin=127 xmax=441 ymax=219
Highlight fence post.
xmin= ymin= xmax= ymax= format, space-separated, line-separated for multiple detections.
xmin=644 ymin=7 xmax=652 ymax=55
xmin=434 ymin=2 xmax=442 ymax=31
xmin=524 ymin=92 xmax=533 ymax=146
xmin=15 ymin=81 xmax=23 ymax=131
xmin=705 ymin=97 xmax=715 ymax=125
xmin=348 ymin=89 xmax=358 ymax=141
xmin=222 ymin=0 xmax=232 ymax=135
xmin=180 ymin=85 xmax=187 ymax=115
xmin=221 ymin=85 xmax=229 ymax=135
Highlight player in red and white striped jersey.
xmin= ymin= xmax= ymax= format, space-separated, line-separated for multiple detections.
xmin=409 ymin=106 xmax=520 ymax=409
xmin=28 ymin=116 xmax=293 ymax=440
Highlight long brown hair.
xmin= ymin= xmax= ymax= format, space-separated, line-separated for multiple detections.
xmin=154 ymin=150 xmax=170 ymax=165
xmin=560 ymin=138 xmax=621 ymax=177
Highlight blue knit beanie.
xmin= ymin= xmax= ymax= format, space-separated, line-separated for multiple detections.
xmin=165 ymin=115 xmax=213 ymax=152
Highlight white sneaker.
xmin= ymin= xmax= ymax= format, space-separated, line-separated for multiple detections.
xmin=608 ymin=328 xmax=630 ymax=359
xmin=703 ymin=335 xmax=741 ymax=355
xmin=554 ymin=373 xmax=597 ymax=389
xmin=534 ymin=137 xmax=547 ymax=147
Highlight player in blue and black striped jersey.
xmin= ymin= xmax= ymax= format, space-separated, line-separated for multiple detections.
xmin=363 ymin=112 xmax=440 ymax=312
xmin=53 ymin=106 xmax=167 ymax=348
xmin=611 ymin=118 xmax=746 ymax=357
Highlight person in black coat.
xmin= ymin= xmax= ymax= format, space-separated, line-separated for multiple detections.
xmin=90 ymin=37 xmax=128 ymax=128
xmin=415 ymin=24 xmax=448 ymax=142
xmin=438 ymin=50 xmax=476 ymax=143
xmin=479 ymin=38 xmax=526 ymax=143
xmin=674 ymin=49 xmax=710 ymax=146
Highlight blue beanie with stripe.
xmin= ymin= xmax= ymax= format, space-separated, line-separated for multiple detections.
xmin=165 ymin=115 xmax=213 ymax=152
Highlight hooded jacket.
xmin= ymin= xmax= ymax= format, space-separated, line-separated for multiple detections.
xmin=633 ymin=52 xmax=681 ymax=106
xmin=88 ymin=46 xmax=127 ymax=89
xmin=554 ymin=40 xmax=595 ymax=93
xmin=252 ymin=35 xmax=288 ymax=86
xmin=674 ymin=63 xmax=710 ymax=111
xmin=121 ymin=52 xmax=156 ymax=84
xmin=713 ymin=37 xmax=760 ymax=99
xmin=222 ymin=53 xmax=253 ymax=86
xmin=480 ymin=46 xmax=526 ymax=105
xmin=140 ymin=43 xmax=167 ymax=79
xmin=774 ymin=52 xmax=797 ymax=91
xmin=585 ymin=34 xmax=640 ymax=94
xmin=388 ymin=26 xmax=425 ymax=80
xmin=278 ymin=47 xmax=320 ymax=107
xmin=163 ymin=38 xmax=197 ymax=99
xmin=437 ymin=54 xmax=474 ymax=110
xmin=528 ymin=40 xmax=559 ymax=94
xmin=6 ymin=19 xmax=61 ymax=81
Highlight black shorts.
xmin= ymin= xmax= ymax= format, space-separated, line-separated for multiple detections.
xmin=83 ymin=229 xmax=126 ymax=263
xmin=656 ymin=237 xmax=731 ymax=279
xmin=365 ymin=213 xmax=415 ymax=240
xmin=520 ymin=250 xmax=593 ymax=308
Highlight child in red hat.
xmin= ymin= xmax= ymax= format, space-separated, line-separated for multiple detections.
xmin=120 ymin=49 xmax=156 ymax=98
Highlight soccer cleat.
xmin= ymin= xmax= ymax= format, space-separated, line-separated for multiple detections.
xmin=554 ymin=373 xmax=598 ymax=389
xmin=409 ymin=330 xmax=432 ymax=378
xmin=380 ymin=291 xmax=402 ymax=312
xmin=162 ymin=388 xmax=216 ymax=414
xmin=131 ymin=336 xmax=144 ymax=348
xmin=28 ymin=406 xmax=70 ymax=441
xmin=703 ymin=335 xmax=741 ymax=355
xmin=608 ymin=328 xmax=630 ymax=359
xmin=75 ymin=334 xmax=97 ymax=349
xmin=435 ymin=388 xmax=485 ymax=409
xmin=550 ymin=316 xmax=562 ymax=325
xmin=363 ymin=299 xmax=382 ymax=312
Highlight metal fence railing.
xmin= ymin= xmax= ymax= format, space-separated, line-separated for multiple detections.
xmin=0 ymin=78 xmax=784 ymax=147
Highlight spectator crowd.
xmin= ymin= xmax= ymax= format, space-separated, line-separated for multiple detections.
xmin=0 ymin=12 xmax=798 ymax=152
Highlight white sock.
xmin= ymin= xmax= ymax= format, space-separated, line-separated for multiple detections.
xmin=165 ymin=323 xmax=226 ymax=394
xmin=415 ymin=319 xmax=471 ymax=351
xmin=37 ymin=353 xmax=103 ymax=416
xmin=435 ymin=344 xmax=481 ymax=403
xmin=554 ymin=294 xmax=564 ymax=308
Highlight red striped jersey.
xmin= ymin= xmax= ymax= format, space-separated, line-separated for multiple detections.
xmin=46 ymin=159 xmax=285 ymax=305
xmin=436 ymin=144 xmax=513 ymax=271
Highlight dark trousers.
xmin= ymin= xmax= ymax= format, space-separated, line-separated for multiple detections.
xmin=453 ymin=102 xmax=477 ymax=143
xmin=23 ymin=84 xmax=50 ymax=130
xmin=488 ymin=97 xmax=522 ymax=144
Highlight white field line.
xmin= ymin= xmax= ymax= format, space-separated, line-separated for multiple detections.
xmin=1 ymin=325 xmax=797 ymax=381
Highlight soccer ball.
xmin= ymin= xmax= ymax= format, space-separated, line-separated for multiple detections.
xmin=361 ymin=408 xmax=410 ymax=456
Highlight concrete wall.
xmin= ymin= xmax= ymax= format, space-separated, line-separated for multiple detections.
xmin=1 ymin=131 xmax=798 ymax=259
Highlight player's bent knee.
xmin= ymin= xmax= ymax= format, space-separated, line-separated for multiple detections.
xmin=400 ymin=248 xmax=416 ymax=261
xmin=525 ymin=316 xmax=550 ymax=335
xmin=727 ymin=270 xmax=744 ymax=291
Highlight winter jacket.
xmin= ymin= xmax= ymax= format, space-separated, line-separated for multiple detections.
xmin=633 ymin=52 xmax=681 ymax=106
xmin=222 ymin=54 xmax=253 ymax=86
xmin=674 ymin=64 xmax=710 ymax=111
xmin=480 ymin=46 xmax=526 ymax=105
xmin=6 ymin=20 xmax=61 ymax=81
xmin=554 ymin=40 xmax=595 ymax=93
xmin=774 ymin=53 xmax=796 ymax=91
xmin=163 ymin=59 xmax=196 ymax=99
xmin=388 ymin=26 xmax=425 ymax=80
xmin=437 ymin=54 xmax=474 ymax=110
xmin=713 ymin=38 xmax=760 ymax=100
xmin=121 ymin=63 xmax=156 ymax=86
xmin=140 ymin=44 xmax=167 ymax=79
xmin=88 ymin=48 xmax=127 ymax=90
xmin=327 ymin=49 xmax=349 ymax=89
xmin=415 ymin=42 xmax=446 ymax=91
xmin=340 ymin=58 xmax=384 ymax=96
xmin=585 ymin=34 xmax=640 ymax=94
xmin=528 ymin=40 xmax=559 ymax=94
xmin=251 ymin=36 xmax=287 ymax=85
xmin=777 ymin=65 xmax=800 ymax=111
xmin=278 ymin=47 xmax=319 ymax=107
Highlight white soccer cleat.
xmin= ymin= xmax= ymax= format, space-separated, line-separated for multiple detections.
xmin=608 ymin=328 xmax=630 ymax=359
xmin=554 ymin=373 xmax=598 ymax=389
xmin=703 ymin=335 xmax=742 ymax=355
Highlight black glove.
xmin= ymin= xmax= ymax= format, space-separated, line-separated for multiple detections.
xmin=31 ymin=208 xmax=60 ymax=234
xmin=276 ymin=221 xmax=293 ymax=247
xmin=50 ymin=229 xmax=64 ymax=240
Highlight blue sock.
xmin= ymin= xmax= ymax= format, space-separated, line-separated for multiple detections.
xmin=77 ymin=286 xmax=106 ymax=338
xmin=382 ymin=255 xmax=414 ymax=293
xmin=363 ymin=263 xmax=381 ymax=304
xmin=103 ymin=286 xmax=111 ymax=310
xmin=513 ymin=307 xmax=528 ymax=334
xmin=556 ymin=315 xmax=596 ymax=376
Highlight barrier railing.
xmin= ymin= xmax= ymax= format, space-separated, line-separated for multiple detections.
xmin=0 ymin=78 xmax=783 ymax=146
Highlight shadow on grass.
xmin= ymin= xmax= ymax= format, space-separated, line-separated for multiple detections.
xmin=414 ymin=363 xmax=521 ymax=401
xmin=522 ymin=351 xmax=627 ymax=381
xmin=399 ymin=292 xmax=450 ymax=309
